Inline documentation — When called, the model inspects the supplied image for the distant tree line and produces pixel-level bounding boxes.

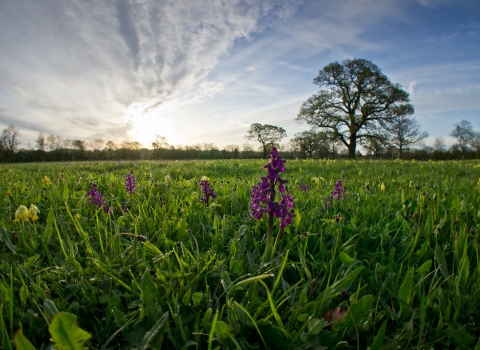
[1,118,479,163]
[1,59,479,163]
[0,127,281,162]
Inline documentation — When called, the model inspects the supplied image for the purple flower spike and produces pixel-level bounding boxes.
[332,178,345,200]
[249,147,295,228]
[298,184,310,192]
[324,174,346,209]
[200,179,217,205]
[103,205,113,214]
[86,184,106,208]
[86,184,112,214]
[125,171,136,195]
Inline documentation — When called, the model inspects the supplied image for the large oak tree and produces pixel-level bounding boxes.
[296,59,414,158]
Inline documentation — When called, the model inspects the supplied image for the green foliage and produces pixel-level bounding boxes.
[49,312,91,350]
[1,159,480,348]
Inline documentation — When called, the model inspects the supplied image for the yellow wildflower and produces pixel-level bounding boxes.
[29,204,40,221]
[43,176,52,187]
[164,175,172,183]
[75,213,81,219]
[380,183,386,191]
[312,177,325,185]
[200,175,209,181]
[14,205,30,222]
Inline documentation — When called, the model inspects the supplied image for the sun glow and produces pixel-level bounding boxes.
[125,102,184,148]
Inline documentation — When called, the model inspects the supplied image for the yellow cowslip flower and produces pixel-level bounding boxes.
[75,213,81,219]
[29,204,40,221]
[43,176,52,187]
[312,177,325,185]
[14,205,30,222]
[164,175,172,183]
[200,175,209,181]
[380,183,386,191]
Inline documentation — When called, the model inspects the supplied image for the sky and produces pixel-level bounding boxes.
[0,0,479,151]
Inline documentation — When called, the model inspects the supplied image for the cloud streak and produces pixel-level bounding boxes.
[0,0,300,143]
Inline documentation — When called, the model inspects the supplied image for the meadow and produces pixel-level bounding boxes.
[1,157,479,349]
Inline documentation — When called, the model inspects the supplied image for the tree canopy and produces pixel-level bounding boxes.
[1,124,21,161]
[383,115,428,159]
[450,119,475,154]
[296,58,414,158]
[245,123,287,159]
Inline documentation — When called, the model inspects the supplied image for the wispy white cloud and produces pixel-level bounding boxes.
[0,0,300,144]
[0,0,478,149]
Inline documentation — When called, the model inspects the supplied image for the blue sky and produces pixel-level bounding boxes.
[0,0,479,150]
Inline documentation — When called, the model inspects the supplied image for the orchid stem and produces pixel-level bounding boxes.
[263,212,274,262]
[272,227,283,257]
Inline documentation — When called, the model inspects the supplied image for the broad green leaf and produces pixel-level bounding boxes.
[177,218,188,238]
[44,299,59,318]
[202,308,212,332]
[458,250,470,287]
[399,268,414,306]
[19,284,28,305]
[215,321,231,342]
[307,318,323,335]
[370,320,387,350]
[416,260,432,277]
[182,287,192,306]
[192,292,203,308]
[141,270,157,319]
[0,226,16,253]
[435,244,449,278]
[139,312,169,350]
[49,312,91,350]
[329,266,364,295]
[13,329,36,350]
[181,341,198,350]
[231,260,243,274]
[111,307,126,327]
[446,329,475,349]
[297,313,310,323]
[23,254,39,267]
[297,246,311,280]
[43,208,55,245]
[342,294,374,327]
[339,251,355,266]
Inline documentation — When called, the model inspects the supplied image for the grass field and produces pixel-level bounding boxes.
[1,158,480,349]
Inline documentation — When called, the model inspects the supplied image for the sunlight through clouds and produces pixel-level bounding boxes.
[0,0,478,148]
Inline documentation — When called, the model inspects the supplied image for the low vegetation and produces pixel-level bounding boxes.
[1,157,479,349]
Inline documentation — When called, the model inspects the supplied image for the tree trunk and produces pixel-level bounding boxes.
[348,135,357,159]
[262,144,268,159]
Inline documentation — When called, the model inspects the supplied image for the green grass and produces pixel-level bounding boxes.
[1,159,480,349]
